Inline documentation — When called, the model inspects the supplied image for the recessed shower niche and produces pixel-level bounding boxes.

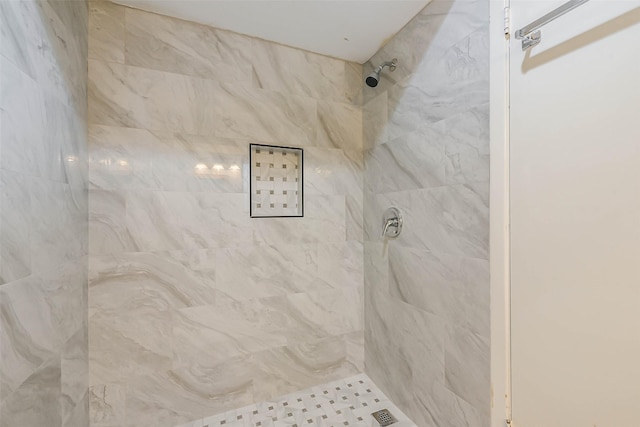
[250,144,304,217]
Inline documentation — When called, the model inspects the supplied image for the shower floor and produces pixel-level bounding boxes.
[177,373,417,427]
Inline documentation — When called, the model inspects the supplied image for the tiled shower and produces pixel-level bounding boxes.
[0,0,489,426]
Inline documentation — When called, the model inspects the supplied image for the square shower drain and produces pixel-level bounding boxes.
[371,409,397,426]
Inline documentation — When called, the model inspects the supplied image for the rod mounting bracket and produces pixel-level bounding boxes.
[520,30,541,51]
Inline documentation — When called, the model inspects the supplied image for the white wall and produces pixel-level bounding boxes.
[504,1,640,426]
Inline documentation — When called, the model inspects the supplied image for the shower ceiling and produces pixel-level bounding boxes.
[110,0,429,63]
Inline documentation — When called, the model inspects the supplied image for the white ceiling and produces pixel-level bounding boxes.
[111,0,428,64]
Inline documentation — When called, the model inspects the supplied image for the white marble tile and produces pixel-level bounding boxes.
[90,125,249,193]
[0,56,48,176]
[89,306,173,387]
[0,260,85,400]
[362,0,490,424]
[125,7,253,83]
[345,195,364,243]
[388,246,489,337]
[0,170,31,284]
[252,195,346,246]
[61,327,89,426]
[444,324,490,420]
[408,380,484,427]
[317,242,363,290]
[124,191,252,252]
[150,132,248,193]
[0,356,62,427]
[216,243,324,301]
[89,189,138,255]
[305,148,362,197]
[1,0,88,425]
[125,364,255,427]
[29,177,87,274]
[0,0,43,79]
[364,128,447,194]
[250,39,351,105]
[89,383,125,426]
[316,100,362,156]
[89,250,217,317]
[212,83,317,146]
[88,1,125,63]
[88,60,219,135]
[362,92,388,150]
[390,30,490,140]
[443,104,489,185]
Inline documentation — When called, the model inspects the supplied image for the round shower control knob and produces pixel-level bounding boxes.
[381,207,403,238]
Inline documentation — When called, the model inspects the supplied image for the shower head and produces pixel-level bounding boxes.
[365,58,398,88]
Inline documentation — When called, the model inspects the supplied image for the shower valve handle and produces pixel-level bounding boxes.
[381,207,403,238]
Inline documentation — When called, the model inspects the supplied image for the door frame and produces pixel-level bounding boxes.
[489,0,512,426]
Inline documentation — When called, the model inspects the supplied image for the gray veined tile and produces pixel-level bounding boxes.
[125,7,253,83]
[124,191,252,252]
[89,306,173,386]
[443,104,489,185]
[317,242,364,290]
[89,383,125,426]
[216,243,324,301]
[316,100,363,155]
[363,91,388,150]
[0,276,59,400]
[388,246,489,337]
[305,148,363,197]
[0,170,32,284]
[252,195,346,246]
[409,380,485,427]
[88,1,125,63]
[0,0,43,79]
[364,127,447,194]
[212,82,317,146]
[0,260,85,400]
[124,362,255,427]
[345,195,364,243]
[0,57,48,176]
[249,38,350,104]
[444,325,490,421]
[363,242,388,296]
[88,249,217,318]
[88,124,157,191]
[62,327,89,426]
[364,289,446,415]
[29,177,87,274]
[88,59,219,135]
[148,132,249,193]
[0,356,62,427]
[89,125,249,193]
[249,345,361,403]
[344,61,364,106]
[171,300,289,367]
[89,189,138,256]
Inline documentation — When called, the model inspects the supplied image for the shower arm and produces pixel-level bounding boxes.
[376,59,398,73]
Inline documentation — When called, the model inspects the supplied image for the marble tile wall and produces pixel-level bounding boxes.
[362,0,490,426]
[0,0,89,426]
[87,3,364,426]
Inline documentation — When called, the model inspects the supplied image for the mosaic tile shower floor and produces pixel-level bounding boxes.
[177,374,417,427]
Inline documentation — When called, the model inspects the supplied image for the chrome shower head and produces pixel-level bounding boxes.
[365,58,398,88]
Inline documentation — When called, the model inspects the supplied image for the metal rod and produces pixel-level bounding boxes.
[515,0,591,39]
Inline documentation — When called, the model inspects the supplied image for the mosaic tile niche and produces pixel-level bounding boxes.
[250,144,303,217]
